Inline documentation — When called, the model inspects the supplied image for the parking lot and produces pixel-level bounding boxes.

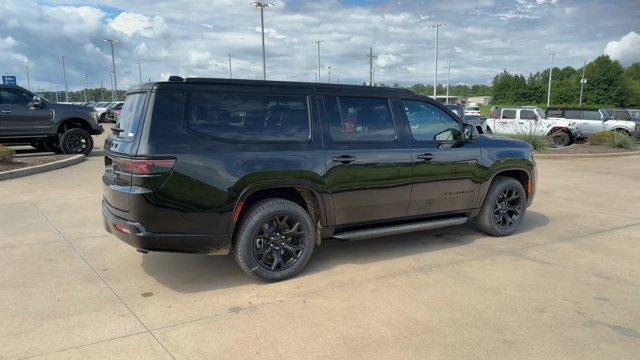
[1,129,639,359]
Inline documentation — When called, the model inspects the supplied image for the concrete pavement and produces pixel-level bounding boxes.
[1,133,639,359]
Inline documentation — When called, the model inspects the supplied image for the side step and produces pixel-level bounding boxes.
[332,216,468,241]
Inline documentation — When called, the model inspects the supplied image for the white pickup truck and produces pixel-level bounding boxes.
[486,107,582,147]
[547,108,639,138]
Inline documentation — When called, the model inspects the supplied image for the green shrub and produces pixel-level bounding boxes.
[588,131,636,149]
[0,145,15,164]
[510,133,549,151]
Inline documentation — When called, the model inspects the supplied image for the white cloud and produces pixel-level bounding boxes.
[109,12,167,38]
[604,31,640,65]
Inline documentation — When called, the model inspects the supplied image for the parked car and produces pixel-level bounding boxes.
[105,102,124,123]
[0,84,103,154]
[95,102,114,123]
[486,107,582,147]
[546,107,639,138]
[102,77,537,281]
[444,104,465,119]
[464,103,481,117]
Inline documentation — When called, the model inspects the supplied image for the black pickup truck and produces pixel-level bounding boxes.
[0,85,103,155]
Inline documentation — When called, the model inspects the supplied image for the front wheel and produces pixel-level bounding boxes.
[59,128,93,155]
[476,176,526,236]
[233,199,315,281]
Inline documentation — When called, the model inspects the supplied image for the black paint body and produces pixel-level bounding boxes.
[102,79,536,255]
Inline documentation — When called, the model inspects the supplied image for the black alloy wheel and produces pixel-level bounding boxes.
[252,215,305,271]
[60,128,94,155]
[476,176,527,236]
[493,187,523,230]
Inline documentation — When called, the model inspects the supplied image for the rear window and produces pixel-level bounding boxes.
[188,93,310,142]
[115,93,147,139]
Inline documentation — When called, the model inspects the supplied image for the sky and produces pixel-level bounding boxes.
[0,0,639,93]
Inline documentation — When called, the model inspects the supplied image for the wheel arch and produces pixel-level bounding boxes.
[227,181,327,242]
[477,166,533,209]
[56,117,93,135]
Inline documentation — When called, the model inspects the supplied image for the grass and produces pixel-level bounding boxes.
[508,133,549,151]
[0,145,15,164]
[588,131,636,149]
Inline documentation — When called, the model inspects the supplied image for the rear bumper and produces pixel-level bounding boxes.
[102,200,231,255]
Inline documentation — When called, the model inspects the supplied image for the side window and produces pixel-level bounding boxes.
[188,93,310,142]
[403,100,461,142]
[547,109,563,117]
[0,90,32,107]
[564,110,581,119]
[501,110,516,119]
[149,92,184,142]
[580,110,602,120]
[326,96,396,142]
[520,110,537,120]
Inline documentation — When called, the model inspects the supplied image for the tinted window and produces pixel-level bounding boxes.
[501,110,516,119]
[564,110,581,119]
[580,110,602,120]
[149,92,184,142]
[189,93,310,142]
[326,96,395,142]
[547,109,563,117]
[403,100,461,141]
[520,110,537,120]
[0,89,32,107]
[116,92,147,139]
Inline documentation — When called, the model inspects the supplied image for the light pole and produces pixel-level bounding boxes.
[431,23,445,99]
[579,60,587,107]
[137,62,143,84]
[108,71,115,102]
[100,81,104,102]
[367,47,377,86]
[328,66,332,83]
[61,56,69,102]
[446,59,452,104]
[25,64,31,91]
[313,40,324,83]
[546,51,557,108]
[105,39,119,100]
[251,2,275,80]
[227,53,233,79]
[82,73,87,102]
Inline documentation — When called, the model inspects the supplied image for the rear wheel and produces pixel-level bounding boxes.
[30,140,47,152]
[233,199,315,281]
[59,128,93,155]
[476,176,526,236]
[548,131,570,147]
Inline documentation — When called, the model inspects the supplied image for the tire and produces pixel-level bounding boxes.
[233,198,316,281]
[99,113,106,123]
[476,176,527,236]
[614,129,632,137]
[59,128,93,155]
[43,139,63,154]
[30,140,47,152]
[548,131,570,147]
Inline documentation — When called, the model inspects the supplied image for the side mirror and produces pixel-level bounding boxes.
[462,123,478,141]
[29,96,42,109]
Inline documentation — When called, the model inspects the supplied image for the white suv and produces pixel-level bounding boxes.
[486,107,582,147]
[547,108,638,138]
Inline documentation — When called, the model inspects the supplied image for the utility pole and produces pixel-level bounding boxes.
[446,59,452,104]
[579,60,587,107]
[431,23,445,99]
[328,66,332,83]
[82,73,87,102]
[313,40,324,83]
[105,39,119,100]
[100,81,104,101]
[227,53,233,79]
[61,56,69,102]
[547,51,557,108]
[48,77,56,103]
[251,2,275,80]
[25,64,31,91]
[367,47,377,86]
[137,62,143,84]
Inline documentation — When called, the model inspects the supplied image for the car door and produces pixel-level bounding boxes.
[321,95,412,225]
[578,110,606,134]
[0,89,52,135]
[400,99,482,216]
[518,109,539,134]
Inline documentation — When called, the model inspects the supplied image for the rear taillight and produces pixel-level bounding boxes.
[112,158,176,175]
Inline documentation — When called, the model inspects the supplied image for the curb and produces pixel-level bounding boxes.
[535,150,640,159]
[0,154,85,181]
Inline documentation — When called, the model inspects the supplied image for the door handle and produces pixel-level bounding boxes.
[416,153,434,161]
[332,155,356,164]
[1,110,11,114]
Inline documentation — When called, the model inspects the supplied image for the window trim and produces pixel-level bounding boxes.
[402,99,463,144]
[109,91,150,143]
[326,95,399,144]
[186,91,313,144]
[0,88,33,107]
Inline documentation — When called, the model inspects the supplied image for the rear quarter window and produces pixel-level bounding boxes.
[188,93,310,142]
[115,92,148,140]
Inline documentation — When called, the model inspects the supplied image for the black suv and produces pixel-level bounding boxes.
[102,77,536,281]
[0,85,103,155]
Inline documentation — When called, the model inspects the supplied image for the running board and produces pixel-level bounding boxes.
[332,216,468,241]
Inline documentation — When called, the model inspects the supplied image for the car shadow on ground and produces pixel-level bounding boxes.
[139,210,549,293]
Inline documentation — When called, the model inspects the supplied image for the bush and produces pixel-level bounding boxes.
[588,131,636,149]
[0,145,16,164]
[510,133,549,151]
